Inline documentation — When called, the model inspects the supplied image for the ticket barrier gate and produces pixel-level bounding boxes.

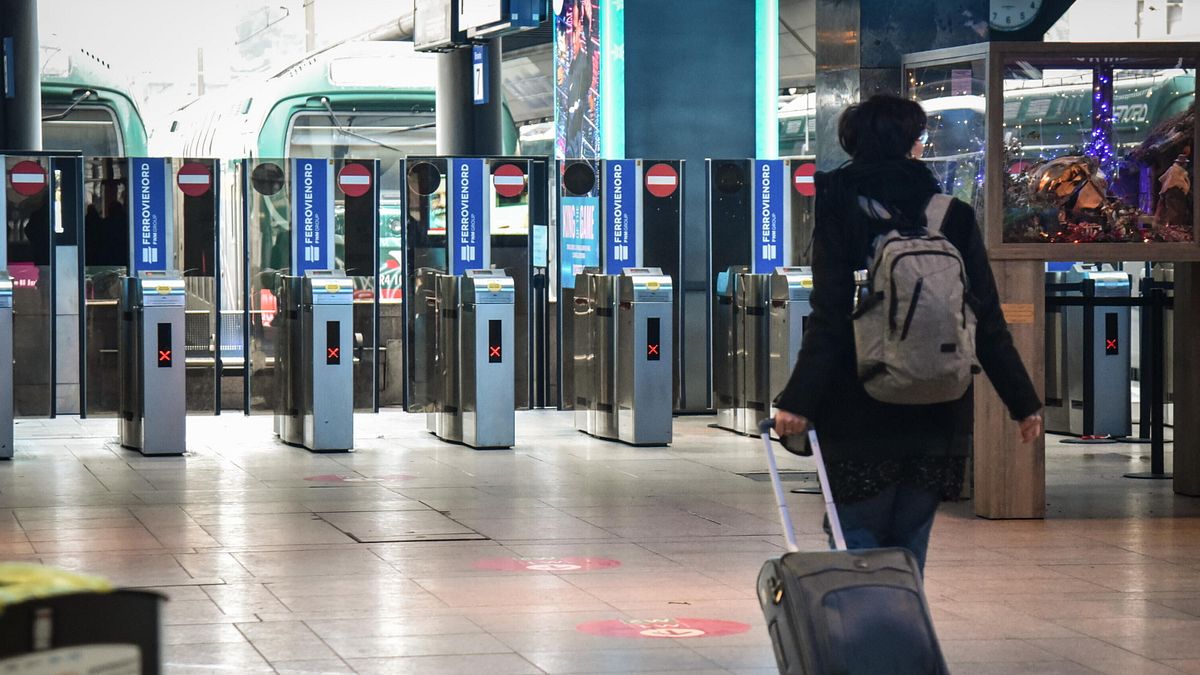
[274,271,355,452]
[0,273,12,459]
[715,267,813,435]
[118,272,187,455]
[574,268,674,445]
[1044,264,1132,437]
[428,270,515,449]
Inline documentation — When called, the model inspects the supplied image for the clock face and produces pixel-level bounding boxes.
[991,0,1043,31]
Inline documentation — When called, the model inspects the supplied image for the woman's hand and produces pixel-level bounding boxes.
[775,410,810,437]
[1019,413,1043,444]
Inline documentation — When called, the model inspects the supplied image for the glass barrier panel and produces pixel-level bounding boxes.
[82,157,129,415]
[6,155,56,416]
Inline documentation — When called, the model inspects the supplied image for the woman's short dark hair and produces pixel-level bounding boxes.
[837,95,927,161]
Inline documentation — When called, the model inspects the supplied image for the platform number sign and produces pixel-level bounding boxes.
[472,44,489,105]
[753,159,785,274]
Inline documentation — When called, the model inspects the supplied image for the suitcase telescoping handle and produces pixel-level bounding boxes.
[758,419,848,552]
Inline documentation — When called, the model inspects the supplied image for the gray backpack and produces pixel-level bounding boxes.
[852,194,978,405]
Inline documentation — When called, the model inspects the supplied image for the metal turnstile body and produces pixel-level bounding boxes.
[429,270,515,449]
[615,269,673,445]
[1047,264,1132,437]
[716,267,811,435]
[0,273,12,459]
[767,267,813,419]
[118,272,186,455]
[573,269,619,440]
[275,271,354,452]
[725,271,772,435]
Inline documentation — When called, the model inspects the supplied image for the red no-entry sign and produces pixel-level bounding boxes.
[9,160,46,197]
[645,163,679,198]
[492,163,526,198]
[176,162,213,197]
[337,163,372,198]
[793,162,817,197]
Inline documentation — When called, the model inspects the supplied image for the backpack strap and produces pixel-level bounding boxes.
[923,194,953,236]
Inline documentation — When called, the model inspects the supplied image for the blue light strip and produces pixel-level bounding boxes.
[600,0,626,159]
[755,0,779,158]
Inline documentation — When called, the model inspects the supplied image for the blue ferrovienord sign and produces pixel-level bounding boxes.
[129,157,170,272]
[753,159,784,274]
[291,158,334,275]
[604,159,637,273]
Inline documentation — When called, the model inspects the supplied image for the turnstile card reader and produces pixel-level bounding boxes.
[118,271,186,455]
[0,272,12,459]
[616,268,673,445]
[275,271,354,452]
[429,269,516,449]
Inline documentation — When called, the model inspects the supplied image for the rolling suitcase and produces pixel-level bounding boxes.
[755,419,950,675]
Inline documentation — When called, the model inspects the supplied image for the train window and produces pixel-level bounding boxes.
[286,110,436,189]
[42,106,123,156]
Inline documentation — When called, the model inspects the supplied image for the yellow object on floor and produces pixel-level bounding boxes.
[0,563,111,609]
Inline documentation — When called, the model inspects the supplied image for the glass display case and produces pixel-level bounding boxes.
[905,42,1200,260]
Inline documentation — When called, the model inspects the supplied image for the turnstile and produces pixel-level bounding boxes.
[0,272,12,459]
[274,270,355,452]
[118,271,187,455]
[1044,263,1132,437]
[429,269,515,449]
[574,268,673,445]
[716,267,813,435]
[767,267,814,419]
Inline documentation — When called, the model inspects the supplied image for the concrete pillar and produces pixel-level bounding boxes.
[814,0,988,169]
[0,0,42,151]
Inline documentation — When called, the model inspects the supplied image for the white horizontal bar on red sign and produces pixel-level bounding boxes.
[339,175,370,185]
[177,175,211,184]
[646,176,677,185]
[10,173,44,184]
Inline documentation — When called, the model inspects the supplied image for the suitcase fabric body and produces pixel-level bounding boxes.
[755,422,950,675]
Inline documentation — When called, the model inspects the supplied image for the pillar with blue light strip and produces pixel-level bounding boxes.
[552,0,777,411]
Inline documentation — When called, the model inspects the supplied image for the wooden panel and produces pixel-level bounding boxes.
[974,259,1046,519]
[1175,263,1200,496]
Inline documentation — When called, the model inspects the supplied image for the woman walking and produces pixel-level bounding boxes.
[773,94,1043,572]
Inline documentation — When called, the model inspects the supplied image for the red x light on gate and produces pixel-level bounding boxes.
[326,321,342,364]
[489,345,501,358]
[647,344,659,357]
[156,323,173,368]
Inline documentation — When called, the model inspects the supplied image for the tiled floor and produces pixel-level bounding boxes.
[4,411,1200,674]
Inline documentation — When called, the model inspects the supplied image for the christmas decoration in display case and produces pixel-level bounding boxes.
[904,42,1200,261]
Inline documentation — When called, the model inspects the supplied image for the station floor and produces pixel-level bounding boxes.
[3,411,1200,674]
